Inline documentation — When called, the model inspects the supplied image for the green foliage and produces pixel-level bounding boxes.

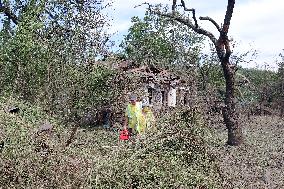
[275,52,284,115]
[0,1,47,95]
[237,67,278,104]
[91,108,222,188]
[198,61,225,91]
[120,8,204,71]
[0,97,222,188]
[198,48,280,109]
[239,67,277,90]
[0,97,92,188]
[0,0,119,123]
[121,15,174,65]
[197,50,226,103]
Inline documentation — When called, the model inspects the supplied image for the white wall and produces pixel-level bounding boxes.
[168,88,176,107]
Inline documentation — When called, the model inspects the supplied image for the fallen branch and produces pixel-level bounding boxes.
[66,126,78,147]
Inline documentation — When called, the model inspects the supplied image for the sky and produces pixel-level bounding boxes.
[107,0,284,70]
[1,0,282,69]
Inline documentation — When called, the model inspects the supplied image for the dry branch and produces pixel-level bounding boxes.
[180,0,198,28]
[152,10,217,47]
[199,16,221,32]
[66,126,78,147]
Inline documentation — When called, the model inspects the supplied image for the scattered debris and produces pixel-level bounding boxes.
[37,121,53,135]
[7,106,20,114]
[66,126,78,147]
[0,141,4,153]
[35,141,52,157]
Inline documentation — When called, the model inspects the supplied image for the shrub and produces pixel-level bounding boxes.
[0,97,222,188]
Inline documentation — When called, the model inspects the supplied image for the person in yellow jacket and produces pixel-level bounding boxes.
[137,102,156,134]
[124,94,142,135]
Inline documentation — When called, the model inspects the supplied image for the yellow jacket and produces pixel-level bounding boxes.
[125,102,142,129]
[137,108,155,134]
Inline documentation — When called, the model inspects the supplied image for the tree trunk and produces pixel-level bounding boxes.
[153,0,243,145]
[281,99,284,118]
[221,59,243,145]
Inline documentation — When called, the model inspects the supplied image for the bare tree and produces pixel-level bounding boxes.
[147,0,243,145]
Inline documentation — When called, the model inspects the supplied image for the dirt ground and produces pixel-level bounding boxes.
[213,116,284,188]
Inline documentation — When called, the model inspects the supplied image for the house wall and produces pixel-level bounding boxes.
[168,88,176,107]
[137,80,187,110]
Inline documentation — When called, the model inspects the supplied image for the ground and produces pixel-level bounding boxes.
[1,97,284,188]
[213,116,284,188]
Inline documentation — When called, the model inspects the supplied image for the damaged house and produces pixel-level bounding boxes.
[92,60,194,127]
[117,61,193,111]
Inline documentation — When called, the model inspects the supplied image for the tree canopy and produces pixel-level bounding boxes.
[120,8,204,71]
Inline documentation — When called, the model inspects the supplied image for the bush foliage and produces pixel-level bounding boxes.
[0,97,222,188]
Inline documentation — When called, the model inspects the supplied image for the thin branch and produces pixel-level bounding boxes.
[189,8,198,28]
[65,126,78,147]
[172,0,177,12]
[0,1,18,24]
[134,2,151,9]
[153,10,217,46]
[199,16,221,32]
[180,0,198,28]
[180,0,187,10]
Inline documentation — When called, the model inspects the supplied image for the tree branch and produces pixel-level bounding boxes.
[221,0,235,60]
[180,0,198,28]
[199,16,221,32]
[172,0,177,12]
[0,1,18,24]
[149,0,234,61]
[154,10,217,46]
[134,2,152,10]
[222,0,235,37]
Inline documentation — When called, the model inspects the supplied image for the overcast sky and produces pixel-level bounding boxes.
[108,0,284,70]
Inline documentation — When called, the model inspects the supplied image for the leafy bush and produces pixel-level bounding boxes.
[0,97,222,188]
[91,109,222,188]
